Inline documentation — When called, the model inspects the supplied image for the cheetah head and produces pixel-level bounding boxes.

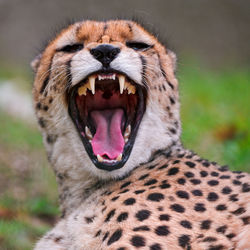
[32,20,180,180]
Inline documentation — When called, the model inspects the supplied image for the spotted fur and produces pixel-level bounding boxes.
[32,20,250,249]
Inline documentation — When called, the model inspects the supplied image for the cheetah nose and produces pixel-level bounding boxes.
[90,44,120,68]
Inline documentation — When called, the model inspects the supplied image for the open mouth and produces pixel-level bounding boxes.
[68,71,146,171]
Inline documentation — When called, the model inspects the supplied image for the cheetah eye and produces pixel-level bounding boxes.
[126,41,152,51]
[57,44,83,53]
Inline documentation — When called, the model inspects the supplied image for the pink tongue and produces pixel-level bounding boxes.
[91,109,125,160]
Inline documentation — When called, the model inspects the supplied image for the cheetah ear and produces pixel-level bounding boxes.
[31,53,42,72]
[168,50,177,73]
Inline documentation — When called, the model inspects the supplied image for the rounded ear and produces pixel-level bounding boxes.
[31,53,42,72]
[168,50,177,73]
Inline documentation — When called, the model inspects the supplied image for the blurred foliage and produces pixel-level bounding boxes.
[0,61,249,249]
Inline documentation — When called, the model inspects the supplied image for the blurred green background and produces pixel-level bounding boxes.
[0,0,249,249]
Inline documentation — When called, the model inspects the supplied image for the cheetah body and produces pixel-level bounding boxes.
[32,20,250,250]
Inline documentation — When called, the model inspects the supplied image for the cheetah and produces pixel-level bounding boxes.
[32,20,250,250]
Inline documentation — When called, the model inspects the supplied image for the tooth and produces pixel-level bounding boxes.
[89,76,95,94]
[78,85,87,96]
[127,85,136,94]
[116,153,122,161]
[119,75,125,94]
[98,75,102,81]
[97,154,103,162]
[85,126,93,140]
[112,74,116,80]
[124,125,131,139]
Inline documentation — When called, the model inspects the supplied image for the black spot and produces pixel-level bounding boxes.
[43,105,49,111]
[107,229,122,245]
[177,178,186,185]
[139,174,149,180]
[150,243,162,250]
[105,209,116,222]
[169,96,175,105]
[185,172,194,178]
[219,175,230,179]
[46,134,57,144]
[229,194,238,202]
[200,171,208,177]
[170,204,185,213]
[203,237,217,242]
[160,183,171,189]
[117,248,125,250]
[158,164,168,170]
[147,193,164,202]
[133,225,150,231]
[202,161,210,167]
[194,203,206,212]
[85,216,95,223]
[123,198,136,205]
[207,192,219,201]
[173,160,180,164]
[167,167,179,175]
[207,180,219,186]
[102,232,109,241]
[208,244,224,250]
[242,216,250,225]
[192,190,203,196]
[200,220,212,229]
[242,183,250,192]
[233,180,241,185]
[134,190,145,194]
[159,214,170,221]
[216,204,227,211]
[147,164,157,170]
[135,210,151,221]
[216,225,227,234]
[95,230,101,237]
[231,207,246,215]
[176,191,189,199]
[221,186,232,194]
[185,161,196,168]
[38,117,46,128]
[218,166,229,172]
[144,179,157,186]
[111,196,119,201]
[178,234,190,248]
[120,181,131,189]
[190,179,201,185]
[117,212,128,222]
[226,233,235,239]
[36,102,41,109]
[211,171,219,177]
[130,235,146,247]
[119,189,129,194]
[180,220,192,229]
[155,225,169,236]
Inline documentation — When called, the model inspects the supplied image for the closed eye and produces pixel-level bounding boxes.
[126,41,152,51]
[57,44,83,53]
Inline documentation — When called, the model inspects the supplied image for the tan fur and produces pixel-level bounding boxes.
[32,20,250,249]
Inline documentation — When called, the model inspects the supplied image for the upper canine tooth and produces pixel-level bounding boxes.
[112,74,116,80]
[98,75,102,81]
[119,75,125,94]
[89,76,95,94]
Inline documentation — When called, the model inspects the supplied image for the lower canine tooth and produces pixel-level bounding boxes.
[97,154,103,162]
[89,76,95,94]
[85,126,93,140]
[119,75,125,94]
[116,154,122,161]
[78,85,87,96]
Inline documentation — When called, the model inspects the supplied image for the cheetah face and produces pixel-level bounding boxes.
[32,20,180,178]
[68,70,146,171]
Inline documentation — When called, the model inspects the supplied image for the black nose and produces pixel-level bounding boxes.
[90,44,120,68]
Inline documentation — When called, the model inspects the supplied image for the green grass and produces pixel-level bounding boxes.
[0,63,249,249]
